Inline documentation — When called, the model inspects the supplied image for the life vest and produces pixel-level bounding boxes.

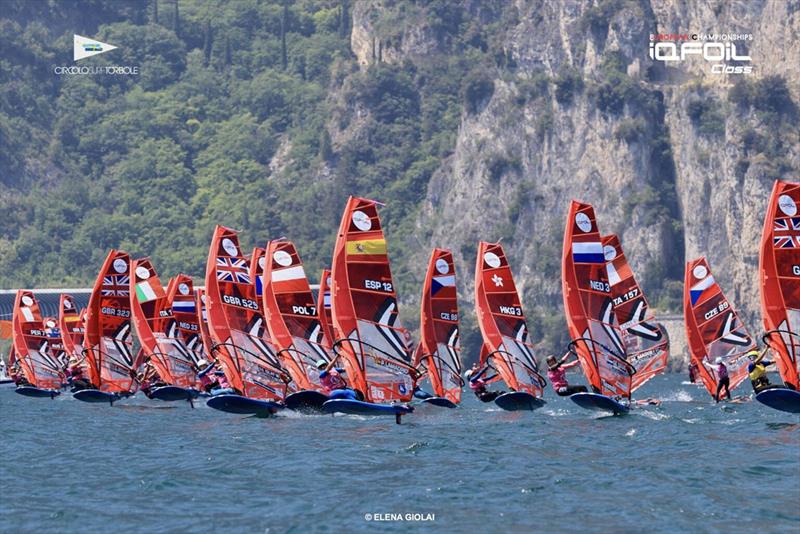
[749,364,768,384]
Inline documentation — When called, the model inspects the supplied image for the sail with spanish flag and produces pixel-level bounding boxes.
[83,250,136,394]
[417,248,462,405]
[330,196,416,403]
[317,269,336,348]
[262,239,330,391]
[474,242,545,401]
[204,225,289,401]
[684,257,753,398]
[601,234,668,390]
[129,258,197,389]
[12,290,64,393]
[760,179,800,389]
[58,294,85,365]
[562,202,635,399]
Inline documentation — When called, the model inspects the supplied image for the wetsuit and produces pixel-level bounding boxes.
[750,361,781,394]
[714,363,731,402]
[547,365,587,396]
[469,367,503,402]
[320,367,357,400]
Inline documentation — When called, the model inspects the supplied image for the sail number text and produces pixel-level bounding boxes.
[612,288,639,306]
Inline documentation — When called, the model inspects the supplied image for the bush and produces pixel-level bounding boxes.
[462,68,495,114]
[554,66,584,105]
[686,96,725,138]
[487,153,521,183]
[613,117,646,143]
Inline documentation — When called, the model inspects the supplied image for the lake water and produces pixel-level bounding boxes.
[1,374,798,533]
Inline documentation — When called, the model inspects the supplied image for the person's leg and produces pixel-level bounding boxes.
[723,378,731,400]
[715,381,723,402]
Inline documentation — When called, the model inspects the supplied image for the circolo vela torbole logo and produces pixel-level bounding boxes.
[73,34,117,61]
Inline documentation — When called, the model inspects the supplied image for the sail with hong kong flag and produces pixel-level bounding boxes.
[474,241,546,410]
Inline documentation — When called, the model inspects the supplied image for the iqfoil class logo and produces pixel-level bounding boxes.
[73,34,117,61]
[648,32,754,74]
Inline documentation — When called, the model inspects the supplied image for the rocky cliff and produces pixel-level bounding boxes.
[340,0,800,369]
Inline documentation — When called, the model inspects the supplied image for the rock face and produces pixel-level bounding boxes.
[343,0,799,370]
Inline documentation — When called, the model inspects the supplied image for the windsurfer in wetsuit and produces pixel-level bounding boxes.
[703,357,731,402]
[465,362,504,402]
[196,359,220,393]
[546,354,588,396]
[316,359,360,400]
[67,357,92,391]
[747,348,783,394]
[137,361,166,399]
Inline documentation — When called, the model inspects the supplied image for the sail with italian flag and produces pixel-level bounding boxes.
[129,258,197,388]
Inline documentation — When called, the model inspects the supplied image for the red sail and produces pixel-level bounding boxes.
[130,258,196,387]
[418,248,462,403]
[317,269,336,348]
[684,257,754,398]
[12,290,63,390]
[760,180,800,388]
[58,294,85,365]
[196,288,214,362]
[562,202,635,398]
[330,197,415,403]
[263,239,331,391]
[474,242,544,397]
[203,225,288,400]
[601,234,668,390]
[83,250,135,393]
[166,274,205,364]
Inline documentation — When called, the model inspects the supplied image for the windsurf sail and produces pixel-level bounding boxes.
[601,234,668,389]
[562,202,635,398]
[262,239,330,391]
[166,274,205,364]
[684,257,753,398]
[474,242,545,397]
[418,248,462,404]
[58,294,85,364]
[43,316,67,368]
[204,225,288,400]
[760,179,800,389]
[12,290,63,390]
[130,258,197,388]
[330,196,416,403]
[196,288,214,362]
[83,250,135,393]
[317,269,336,347]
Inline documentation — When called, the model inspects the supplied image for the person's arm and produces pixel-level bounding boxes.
[754,346,770,364]
[197,362,216,377]
[701,360,714,369]
[471,365,489,382]
[324,356,340,373]
[563,359,580,370]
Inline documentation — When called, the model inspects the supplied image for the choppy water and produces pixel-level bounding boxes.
[1,374,798,533]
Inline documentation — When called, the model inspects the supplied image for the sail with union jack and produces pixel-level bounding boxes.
[216,257,251,284]
[102,275,130,296]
